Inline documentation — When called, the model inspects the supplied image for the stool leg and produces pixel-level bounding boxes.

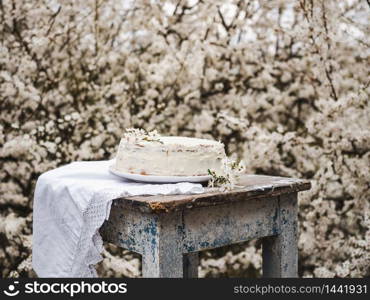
[262,193,298,277]
[142,213,184,278]
[183,252,198,278]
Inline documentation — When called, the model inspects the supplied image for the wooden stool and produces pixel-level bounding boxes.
[100,175,311,278]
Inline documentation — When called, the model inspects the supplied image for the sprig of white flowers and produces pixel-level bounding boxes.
[208,157,246,191]
[123,128,163,143]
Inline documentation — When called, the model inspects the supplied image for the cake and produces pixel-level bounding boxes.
[114,130,226,176]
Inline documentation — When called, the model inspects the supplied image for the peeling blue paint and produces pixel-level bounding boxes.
[199,241,210,248]
[273,208,278,223]
[184,244,195,252]
[118,234,137,251]
[144,220,157,236]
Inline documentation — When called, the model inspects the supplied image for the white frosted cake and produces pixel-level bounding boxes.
[114,130,226,176]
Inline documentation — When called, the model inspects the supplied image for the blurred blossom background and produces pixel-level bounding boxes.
[0,0,369,278]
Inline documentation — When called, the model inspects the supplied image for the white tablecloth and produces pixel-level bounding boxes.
[32,160,204,277]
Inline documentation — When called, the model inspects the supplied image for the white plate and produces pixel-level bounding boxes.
[109,165,211,183]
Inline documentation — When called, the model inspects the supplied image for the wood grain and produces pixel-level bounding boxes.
[111,174,311,213]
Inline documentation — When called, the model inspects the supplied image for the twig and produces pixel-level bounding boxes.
[46,5,61,36]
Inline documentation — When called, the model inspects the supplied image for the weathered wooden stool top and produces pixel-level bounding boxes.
[110,174,311,213]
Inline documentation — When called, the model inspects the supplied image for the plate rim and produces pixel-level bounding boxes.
[108,165,211,182]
